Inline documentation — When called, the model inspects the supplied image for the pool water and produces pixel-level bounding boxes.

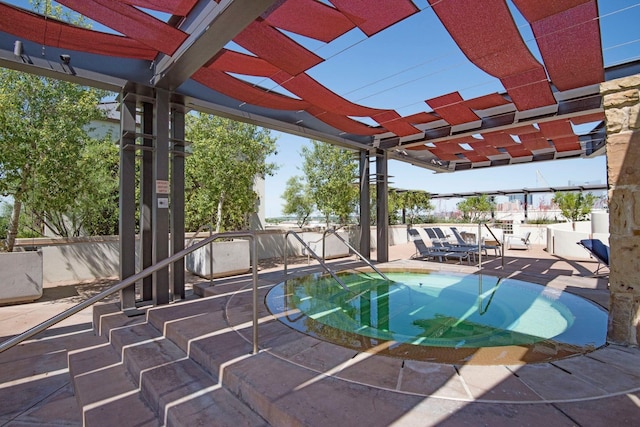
[265,271,607,364]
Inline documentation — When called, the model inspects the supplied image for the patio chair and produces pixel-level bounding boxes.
[449,227,499,256]
[431,241,474,264]
[424,227,452,245]
[506,232,531,250]
[577,239,610,276]
[408,229,469,264]
[432,227,450,242]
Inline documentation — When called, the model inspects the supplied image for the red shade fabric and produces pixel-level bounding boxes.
[519,133,553,151]
[57,0,187,55]
[0,0,604,155]
[0,3,157,59]
[306,106,384,136]
[481,131,518,148]
[515,0,603,91]
[538,119,582,152]
[551,136,581,152]
[426,92,481,125]
[118,0,198,16]
[371,111,421,137]
[264,0,355,43]
[570,112,605,125]
[469,142,504,157]
[463,153,490,163]
[502,145,533,158]
[428,0,556,110]
[512,0,591,22]
[464,93,512,110]
[500,68,556,111]
[192,68,309,111]
[404,112,441,125]
[233,20,323,76]
[272,72,385,117]
[207,50,281,78]
[330,0,419,36]
[427,148,462,161]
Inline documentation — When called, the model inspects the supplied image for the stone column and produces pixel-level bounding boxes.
[601,74,640,345]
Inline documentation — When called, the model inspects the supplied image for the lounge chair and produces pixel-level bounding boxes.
[432,227,450,242]
[408,229,470,264]
[423,227,446,243]
[449,227,500,256]
[577,239,610,276]
[431,241,474,263]
[506,232,531,250]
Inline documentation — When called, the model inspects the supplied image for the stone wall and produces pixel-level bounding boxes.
[601,74,640,345]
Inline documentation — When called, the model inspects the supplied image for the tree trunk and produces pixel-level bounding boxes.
[215,192,225,234]
[6,198,22,252]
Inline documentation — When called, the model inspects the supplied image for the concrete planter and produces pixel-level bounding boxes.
[0,251,43,304]
[301,231,351,260]
[186,240,250,279]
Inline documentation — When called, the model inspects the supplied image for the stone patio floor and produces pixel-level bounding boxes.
[1,242,639,426]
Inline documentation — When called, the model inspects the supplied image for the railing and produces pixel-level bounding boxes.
[322,228,390,282]
[283,231,349,291]
[0,231,259,354]
[477,222,506,270]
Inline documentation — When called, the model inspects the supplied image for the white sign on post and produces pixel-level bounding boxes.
[158,197,169,208]
[156,180,170,194]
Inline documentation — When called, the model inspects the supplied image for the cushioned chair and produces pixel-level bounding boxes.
[577,239,610,276]
[506,231,531,250]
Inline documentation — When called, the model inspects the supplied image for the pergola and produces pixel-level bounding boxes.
[0,1,636,316]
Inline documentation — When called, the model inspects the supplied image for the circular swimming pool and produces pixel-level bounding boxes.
[265,270,608,364]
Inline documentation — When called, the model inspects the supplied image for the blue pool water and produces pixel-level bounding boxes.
[265,271,607,363]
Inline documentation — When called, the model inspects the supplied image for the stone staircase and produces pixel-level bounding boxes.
[68,260,405,426]
[68,292,271,426]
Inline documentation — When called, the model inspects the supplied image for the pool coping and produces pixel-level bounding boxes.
[224,260,640,405]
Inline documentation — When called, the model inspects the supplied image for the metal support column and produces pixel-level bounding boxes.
[359,150,371,258]
[152,89,170,305]
[140,102,154,302]
[376,149,389,262]
[171,106,186,300]
[119,94,137,312]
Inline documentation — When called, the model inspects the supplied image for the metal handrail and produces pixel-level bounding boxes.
[482,222,506,269]
[322,228,390,282]
[0,231,259,354]
[283,230,349,291]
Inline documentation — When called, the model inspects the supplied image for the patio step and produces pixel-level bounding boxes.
[143,292,433,427]
[68,342,159,426]
[71,263,418,427]
[68,302,267,426]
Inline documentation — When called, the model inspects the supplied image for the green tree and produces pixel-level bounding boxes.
[0,202,9,247]
[74,138,120,236]
[184,113,278,232]
[456,195,495,223]
[301,141,358,226]
[552,192,596,224]
[282,176,314,227]
[0,69,110,249]
[389,189,433,225]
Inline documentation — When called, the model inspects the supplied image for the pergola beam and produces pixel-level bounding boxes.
[152,0,279,90]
